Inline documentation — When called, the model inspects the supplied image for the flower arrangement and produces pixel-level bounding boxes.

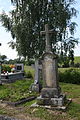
[1,64,16,73]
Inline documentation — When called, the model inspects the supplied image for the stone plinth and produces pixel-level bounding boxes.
[37,94,66,107]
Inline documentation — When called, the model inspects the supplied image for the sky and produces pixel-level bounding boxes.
[0,0,80,60]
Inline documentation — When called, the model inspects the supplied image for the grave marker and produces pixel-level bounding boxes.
[31,60,42,92]
[36,24,71,108]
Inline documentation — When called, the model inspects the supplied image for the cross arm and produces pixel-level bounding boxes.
[40,31,45,35]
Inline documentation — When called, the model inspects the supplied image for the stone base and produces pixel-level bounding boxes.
[31,98,72,111]
[41,87,61,98]
[37,94,67,106]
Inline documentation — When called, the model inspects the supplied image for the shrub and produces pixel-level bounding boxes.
[59,68,80,84]
[26,71,33,78]
[74,63,80,68]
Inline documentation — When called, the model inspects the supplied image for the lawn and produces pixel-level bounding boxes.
[0,66,80,120]
[0,79,37,102]
[0,82,80,120]
[74,56,80,64]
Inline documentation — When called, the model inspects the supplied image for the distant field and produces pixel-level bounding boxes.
[74,56,80,63]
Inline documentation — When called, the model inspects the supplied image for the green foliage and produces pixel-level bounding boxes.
[24,65,35,78]
[0,0,78,60]
[25,60,35,66]
[1,55,7,61]
[25,71,33,78]
[59,68,80,84]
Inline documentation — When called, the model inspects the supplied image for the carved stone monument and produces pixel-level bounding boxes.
[30,60,42,92]
[30,60,40,92]
[36,24,70,109]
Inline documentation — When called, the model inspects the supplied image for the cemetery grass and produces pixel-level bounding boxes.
[0,83,80,120]
[0,80,80,120]
[0,66,80,119]
[0,79,37,102]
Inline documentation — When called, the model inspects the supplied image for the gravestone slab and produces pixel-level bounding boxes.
[15,64,24,72]
[30,60,42,92]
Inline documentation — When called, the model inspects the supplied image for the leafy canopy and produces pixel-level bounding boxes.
[0,0,78,63]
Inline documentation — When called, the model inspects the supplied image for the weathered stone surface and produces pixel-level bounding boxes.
[42,52,59,88]
[41,87,61,98]
[51,94,66,106]
[37,94,66,107]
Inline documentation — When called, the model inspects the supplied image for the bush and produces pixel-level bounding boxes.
[26,71,33,78]
[74,63,80,68]
[25,60,35,66]
[59,68,80,84]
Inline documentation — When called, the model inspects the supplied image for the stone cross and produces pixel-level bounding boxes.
[30,60,42,92]
[40,24,54,52]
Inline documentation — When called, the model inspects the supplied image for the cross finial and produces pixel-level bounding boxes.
[40,24,54,52]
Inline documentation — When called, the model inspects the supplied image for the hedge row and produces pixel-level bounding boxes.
[59,68,80,84]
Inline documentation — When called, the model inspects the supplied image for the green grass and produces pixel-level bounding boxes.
[0,66,80,119]
[24,65,35,78]
[74,56,80,64]
[0,79,37,102]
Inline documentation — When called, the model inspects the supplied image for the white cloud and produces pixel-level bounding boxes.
[74,43,80,56]
[0,44,18,60]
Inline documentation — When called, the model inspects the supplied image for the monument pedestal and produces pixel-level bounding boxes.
[37,94,66,107]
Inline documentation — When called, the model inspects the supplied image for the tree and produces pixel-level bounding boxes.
[1,55,7,61]
[0,0,78,62]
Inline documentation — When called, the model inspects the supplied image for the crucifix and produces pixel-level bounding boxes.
[40,24,55,52]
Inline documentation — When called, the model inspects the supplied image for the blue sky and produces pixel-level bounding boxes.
[0,0,80,59]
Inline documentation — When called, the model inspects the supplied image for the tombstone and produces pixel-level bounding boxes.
[15,63,24,72]
[36,24,70,108]
[30,60,42,92]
